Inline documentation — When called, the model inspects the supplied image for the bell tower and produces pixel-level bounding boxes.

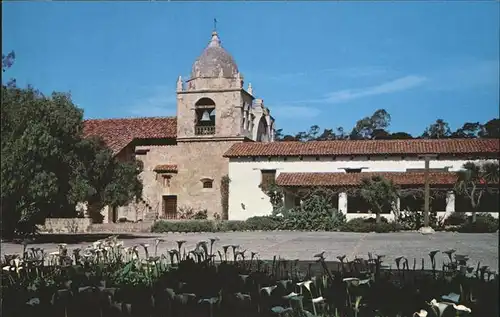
[176,31,254,141]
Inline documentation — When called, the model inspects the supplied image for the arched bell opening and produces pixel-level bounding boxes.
[194,97,216,135]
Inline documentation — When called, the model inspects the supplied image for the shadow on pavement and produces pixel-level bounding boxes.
[7,233,157,244]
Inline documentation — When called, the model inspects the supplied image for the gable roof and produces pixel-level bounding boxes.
[275,172,459,187]
[83,117,177,154]
[224,139,499,158]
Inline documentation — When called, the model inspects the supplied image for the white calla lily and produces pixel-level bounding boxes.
[413,309,428,317]
[452,304,471,313]
[312,296,325,303]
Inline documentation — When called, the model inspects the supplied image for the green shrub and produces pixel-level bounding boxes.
[151,220,214,233]
[443,212,468,226]
[339,217,402,233]
[244,216,280,231]
[278,188,346,231]
[398,210,439,230]
[221,220,247,231]
[458,213,499,233]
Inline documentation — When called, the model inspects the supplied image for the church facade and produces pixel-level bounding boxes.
[84,31,275,223]
[83,31,499,223]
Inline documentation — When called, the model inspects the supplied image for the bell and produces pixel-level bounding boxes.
[201,110,211,121]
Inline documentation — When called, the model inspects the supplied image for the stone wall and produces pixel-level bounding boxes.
[125,139,241,220]
[39,218,93,233]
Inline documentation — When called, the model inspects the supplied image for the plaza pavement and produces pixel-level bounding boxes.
[1,231,498,272]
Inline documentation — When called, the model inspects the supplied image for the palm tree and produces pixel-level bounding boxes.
[454,162,499,223]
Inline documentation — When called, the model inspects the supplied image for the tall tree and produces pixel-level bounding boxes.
[454,161,499,223]
[350,109,391,140]
[452,122,484,138]
[359,175,399,223]
[421,119,452,139]
[2,51,15,72]
[479,118,500,138]
[1,83,143,237]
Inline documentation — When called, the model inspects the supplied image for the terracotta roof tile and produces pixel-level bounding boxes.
[276,172,459,187]
[224,139,499,157]
[153,164,178,173]
[83,117,177,154]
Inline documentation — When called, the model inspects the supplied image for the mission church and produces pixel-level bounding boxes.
[83,30,499,223]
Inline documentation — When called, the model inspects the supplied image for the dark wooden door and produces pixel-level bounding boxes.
[163,195,177,219]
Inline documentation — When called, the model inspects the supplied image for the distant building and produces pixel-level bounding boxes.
[84,30,499,223]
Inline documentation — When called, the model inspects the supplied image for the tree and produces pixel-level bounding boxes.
[70,137,143,222]
[454,161,499,223]
[1,83,143,237]
[390,132,413,139]
[2,51,15,72]
[359,176,399,223]
[421,119,451,139]
[350,109,391,140]
[479,118,500,138]
[452,122,484,138]
[295,125,320,142]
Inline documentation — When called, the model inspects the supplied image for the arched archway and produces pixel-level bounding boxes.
[256,116,269,142]
[195,97,216,135]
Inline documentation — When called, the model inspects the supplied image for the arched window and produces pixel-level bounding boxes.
[195,98,216,135]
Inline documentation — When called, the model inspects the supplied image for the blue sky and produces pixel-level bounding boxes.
[3,1,499,136]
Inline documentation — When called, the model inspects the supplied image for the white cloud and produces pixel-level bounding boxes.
[324,75,428,103]
[271,105,321,119]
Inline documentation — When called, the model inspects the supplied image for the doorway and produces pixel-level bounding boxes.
[109,206,118,223]
[163,195,177,219]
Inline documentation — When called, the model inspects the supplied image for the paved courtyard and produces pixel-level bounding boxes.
[2,231,498,271]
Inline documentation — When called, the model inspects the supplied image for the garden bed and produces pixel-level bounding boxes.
[1,235,497,317]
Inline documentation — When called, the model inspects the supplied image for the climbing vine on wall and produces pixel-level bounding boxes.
[262,182,284,213]
[220,175,231,220]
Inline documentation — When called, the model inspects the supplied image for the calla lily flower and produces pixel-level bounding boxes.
[428,299,452,317]
[283,292,299,299]
[312,296,325,303]
[343,277,360,287]
[260,285,277,295]
[452,304,471,313]
[413,309,428,317]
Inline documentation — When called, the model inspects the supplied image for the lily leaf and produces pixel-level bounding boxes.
[441,293,460,304]
[271,306,293,314]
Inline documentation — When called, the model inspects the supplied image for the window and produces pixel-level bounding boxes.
[201,178,214,189]
[261,169,277,191]
[163,176,171,187]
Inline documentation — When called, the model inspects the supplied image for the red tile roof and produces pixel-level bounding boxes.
[83,117,177,154]
[223,139,499,157]
[153,164,178,173]
[276,172,459,187]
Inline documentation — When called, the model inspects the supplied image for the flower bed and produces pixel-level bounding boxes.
[1,236,498,317]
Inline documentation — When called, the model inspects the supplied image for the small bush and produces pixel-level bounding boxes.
[443,212,468,226]
[244,216,280,231]
[398,210,439,230]
[339,217,402,233]
[177,206,208,220]
[458,213,499,233]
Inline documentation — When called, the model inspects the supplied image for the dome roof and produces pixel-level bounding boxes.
[191,32,239,78]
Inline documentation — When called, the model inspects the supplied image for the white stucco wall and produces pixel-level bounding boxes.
[228,155,495,220]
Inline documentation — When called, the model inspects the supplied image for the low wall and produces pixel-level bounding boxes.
[39,218,93,233]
